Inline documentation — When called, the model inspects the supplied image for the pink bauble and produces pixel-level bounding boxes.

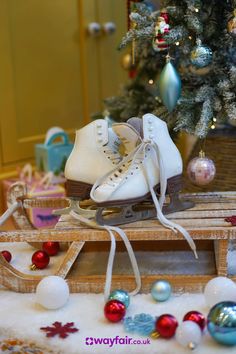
[187,155,216,186]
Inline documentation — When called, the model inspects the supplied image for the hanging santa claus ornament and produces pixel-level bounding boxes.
[152,10,170,52]
[228,9,236,37]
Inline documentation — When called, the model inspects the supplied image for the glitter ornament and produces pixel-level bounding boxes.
[151,280,172,302]
[228,10,236,37]
[108,289,130,308]
[187,150,216,186]
[1,250,12,263]
[204,276,236,308]
[176,321,202,350]
[183,311,206,331]
[155,314,178,338]
[190,39,212,68]
[124,313,155,335]
[42,241,60,256]
[31,250,50,270]
[104,300,126,323]
[36,276,70,310]
[207,301,236,346]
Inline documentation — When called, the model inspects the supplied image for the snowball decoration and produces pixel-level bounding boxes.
[204,277,236,308]
[176,321,202,350]
[36,276,69,310]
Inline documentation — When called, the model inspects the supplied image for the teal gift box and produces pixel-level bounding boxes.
[35,130,73,173]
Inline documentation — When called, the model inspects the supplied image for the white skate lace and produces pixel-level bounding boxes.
[103,146,121,165]
[92,140,198,259]
[69,210,141,300]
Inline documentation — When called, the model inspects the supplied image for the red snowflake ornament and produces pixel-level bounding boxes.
[40,322,79,339]
[225,215,236,226]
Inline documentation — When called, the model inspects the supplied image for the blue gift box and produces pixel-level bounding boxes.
[35,131,73,173]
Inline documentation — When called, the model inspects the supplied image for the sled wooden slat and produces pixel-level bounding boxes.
[0,191,235,293]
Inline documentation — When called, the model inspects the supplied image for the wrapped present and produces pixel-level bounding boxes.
[2,165,65,228]
[35,127,73,173]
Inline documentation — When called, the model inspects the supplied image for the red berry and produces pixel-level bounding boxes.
[156,314,178,338]
[104,300,126,323]
[42,241,60,256]
[31,250,50,269]
[1,250,12,263]
[183,310,206,331]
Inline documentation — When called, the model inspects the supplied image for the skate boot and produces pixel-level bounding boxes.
[55,119,141,217]
[91,113,197,257]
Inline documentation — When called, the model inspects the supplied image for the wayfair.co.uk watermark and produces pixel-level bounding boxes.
[85,335,150,347]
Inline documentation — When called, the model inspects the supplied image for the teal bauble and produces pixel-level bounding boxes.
[207,301,236,346]
[151,280,172,302]
[158,61,181,112]
[190,40,212,68]
[108,289,130,308]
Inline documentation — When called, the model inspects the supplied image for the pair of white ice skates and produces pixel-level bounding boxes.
[64,113,194,226]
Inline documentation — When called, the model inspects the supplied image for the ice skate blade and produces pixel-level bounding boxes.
[53,199,96,218]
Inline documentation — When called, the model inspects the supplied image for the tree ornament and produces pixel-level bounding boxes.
[31,250,50,270]
[176,321,202,350]
[187,150,216,186]
[124,313,155,335]
[36,275,70,310]
[1,250,12,263]
[158,55,182,112]
[207,301,236,346]
[151,280,172,302]
[40,322,78,338]
[104,300,126,323]
[183,311,206,331]
[228,10,236,37]
[108,289,130,308]
[155,314,178,338]
[121,53,133,70]
[152,12,170,52]
[190,39,213,68]
[42,241,60,256]
[204,277,236,308]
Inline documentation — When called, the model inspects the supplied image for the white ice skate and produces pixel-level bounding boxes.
[55,119,141,217]
[91,113,197,257]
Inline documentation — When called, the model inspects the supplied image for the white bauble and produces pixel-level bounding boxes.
[36,276,69,310]
[204,277,236,308]
[176,321,202,350]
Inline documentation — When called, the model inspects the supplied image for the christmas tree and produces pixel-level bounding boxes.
[105,0,236,138]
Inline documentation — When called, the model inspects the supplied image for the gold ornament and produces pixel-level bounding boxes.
[228,10,236,37]
[121,53,133,70]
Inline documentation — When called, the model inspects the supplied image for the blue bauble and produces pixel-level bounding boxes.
[109,289,130,308]
[151,280,172,302]
[158,62,182,112]
[207,301,236,346]
[190,42,212,68]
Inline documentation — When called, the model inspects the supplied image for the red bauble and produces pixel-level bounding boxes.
[183,311,206,331]
[1,250,12,263]
[42,241,60,256]
[104,300,126,323]
[155,314,178,338]
[31,250,50,270]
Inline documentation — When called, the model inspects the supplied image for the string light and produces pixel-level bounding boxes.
[189,36,192,40]
[211,124,215,129]
[148,79,154,85]
[195,8,199,12]
[213,117,217,122]
[175,41,180,46]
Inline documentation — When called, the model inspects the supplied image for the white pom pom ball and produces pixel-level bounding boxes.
[36,275,69,310]
[204,276,236,308]
[176,321,202,350]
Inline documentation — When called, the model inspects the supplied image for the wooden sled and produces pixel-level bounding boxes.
[0,183,236,293]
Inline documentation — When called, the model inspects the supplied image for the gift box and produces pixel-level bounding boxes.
[2,165,65,229]
[35,127,73,173]
[27,183,65,229]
